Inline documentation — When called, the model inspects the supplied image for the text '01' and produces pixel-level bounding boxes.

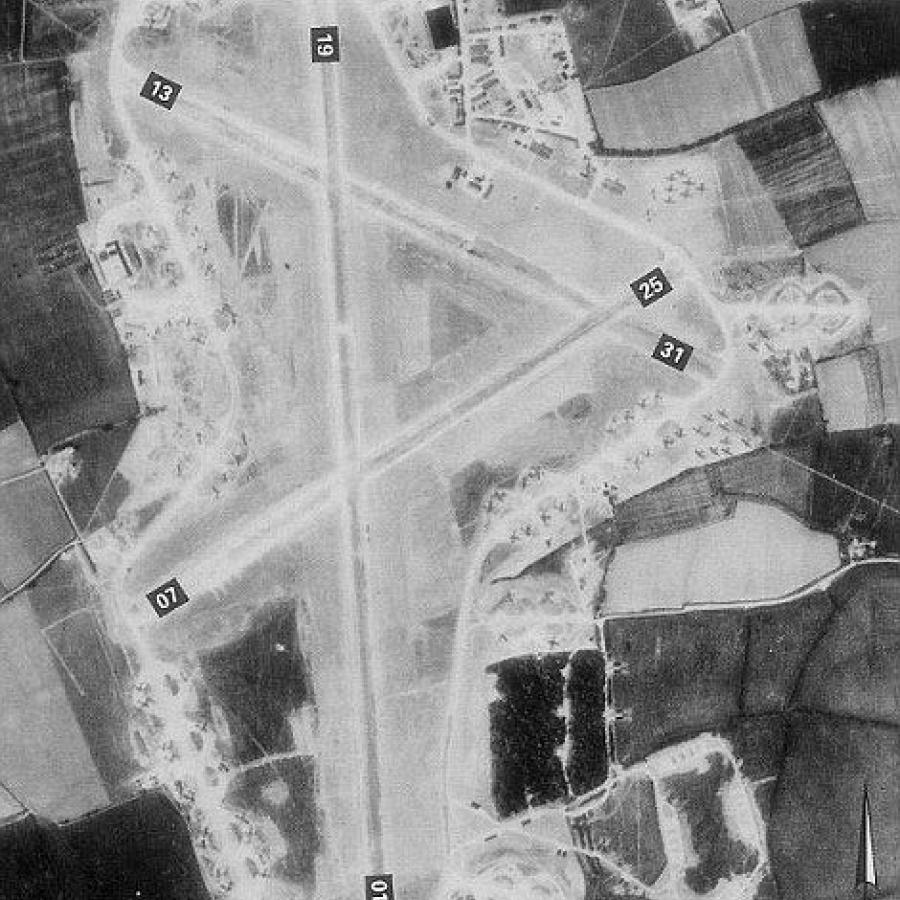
[365,874,394,900]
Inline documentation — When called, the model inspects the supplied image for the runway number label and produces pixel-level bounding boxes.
[147,578,191,618]
[630,267,673,307]
[365,875,394,900]
[140,72,182,110]
[311,26,340,62]
[652,333,693,371]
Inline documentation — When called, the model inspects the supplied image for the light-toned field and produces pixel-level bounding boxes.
[0,471,74,591]
[819,78,900,223]
[713,135,794,257]
[806,221,900,343]
[604,501,839,613]
[0,420,38,481]
[0,596,108,820]
[721,0,802,29]
[344,209,582,450]
[585,8,819,150]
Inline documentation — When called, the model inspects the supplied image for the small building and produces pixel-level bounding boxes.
[502,0,563,14]
[93,239,134,289]
[425,5,459,50]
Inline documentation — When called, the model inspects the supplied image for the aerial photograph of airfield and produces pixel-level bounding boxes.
[2,0,900,898]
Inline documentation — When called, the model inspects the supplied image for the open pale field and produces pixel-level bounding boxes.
[819,78,900,223]
[806,222,900,343]
[0,470,74,591]
[586,8,819,150]
[604,501,839,613]
[0,420,38,481]
[345,209,581,450]
[721,0,803,28]
[0,596,108,820]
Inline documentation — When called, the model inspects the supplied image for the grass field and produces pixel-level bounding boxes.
[802,0,900,97]
[819,79,900,223]
[809,426,900,552]
[769,562,900,899]
[0,470,74,590]
[0,61,138,451]
[724,714,786,787]
[227,755,319,885]
[345,212,577,451]
[741,591,832,714]
[0,420,40,482]
[64,791,209,898]
[585,8,818,151]
[721,0,799,28]
[736,104,864,248]
[796,562,900,725]
[568,773,666,886]
[605,563,900,899]
[605,610,746,763]
[660,754,759,894]
[561,0,687,89]
[715,447,813,519]
[60,422,137,531]
[771,713,900,900]
[199,601,310,766]
[0,597,108,820]
[604,564,890,761]
[26,555,135,794]
[604,502,838,613]
[44,607,136,792]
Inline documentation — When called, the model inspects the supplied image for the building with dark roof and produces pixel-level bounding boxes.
[502,0,563,15]
[426,5,459,50]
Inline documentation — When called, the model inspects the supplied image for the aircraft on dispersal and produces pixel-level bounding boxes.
[857,784,877,900]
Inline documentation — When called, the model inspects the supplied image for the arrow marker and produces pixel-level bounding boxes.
[856,784,877,899]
